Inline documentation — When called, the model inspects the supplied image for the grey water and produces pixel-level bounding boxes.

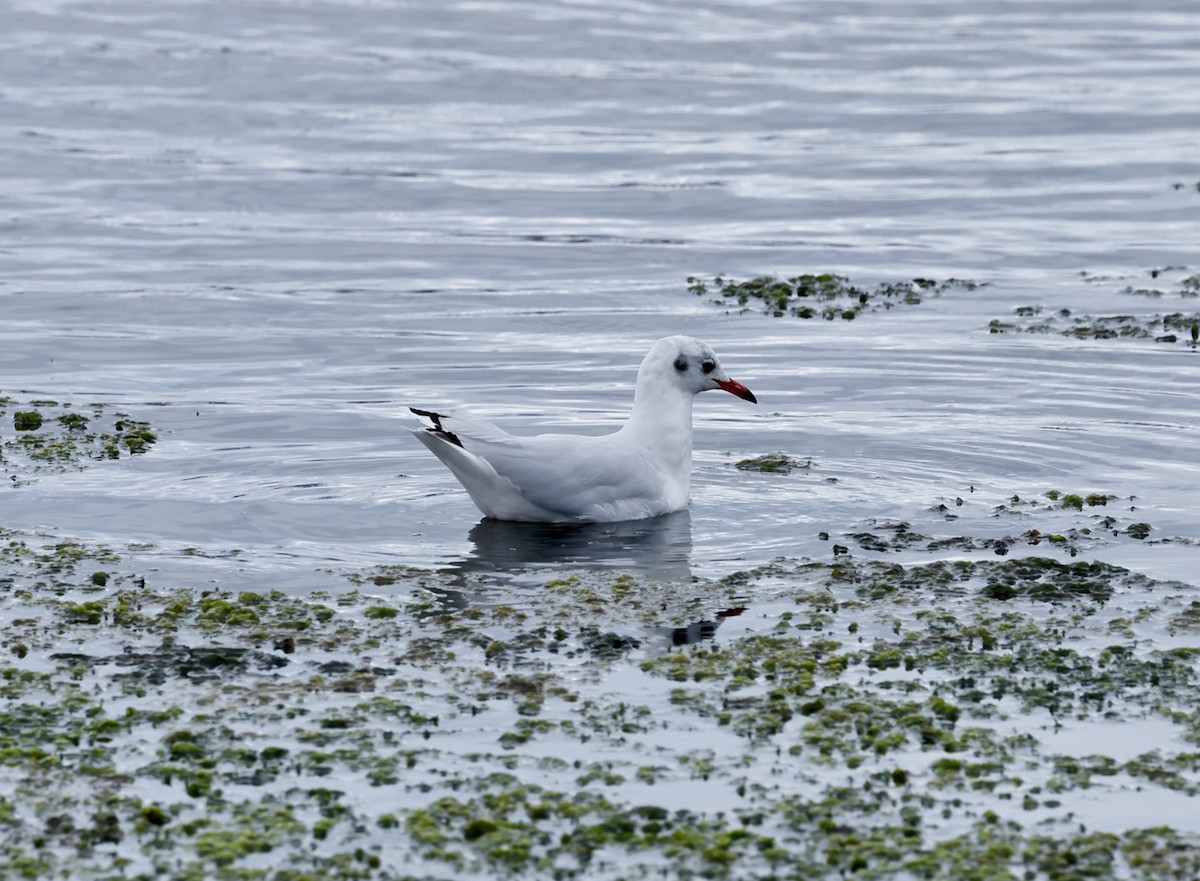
[2,0,1199,586]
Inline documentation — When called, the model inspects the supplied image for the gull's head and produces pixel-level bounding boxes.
[640,335,757,403]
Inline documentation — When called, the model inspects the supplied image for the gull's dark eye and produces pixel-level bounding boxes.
[701,359,716,374]
[673,356,688,372]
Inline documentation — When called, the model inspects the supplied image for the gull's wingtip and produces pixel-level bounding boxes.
[409,407,464,448]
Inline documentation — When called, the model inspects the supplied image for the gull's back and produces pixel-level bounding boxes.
[410,410,681,522]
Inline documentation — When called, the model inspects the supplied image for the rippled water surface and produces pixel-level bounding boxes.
[4,0,1198,580]
[2,3,1200,874]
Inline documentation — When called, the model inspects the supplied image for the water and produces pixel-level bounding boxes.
[2,3,1200,873]
[4,0,1198,581]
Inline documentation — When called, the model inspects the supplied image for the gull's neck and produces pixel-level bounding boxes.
[621,375,695,468]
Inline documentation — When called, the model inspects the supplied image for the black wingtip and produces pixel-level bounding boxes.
[410,407,463,448]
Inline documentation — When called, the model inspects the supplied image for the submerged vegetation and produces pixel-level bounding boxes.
[990,269,1200,345]
[688,274,984,320]
[989,307,1200,343]
[734,453,810,474]
[0,398,158,485]
[2,499,1199,879]
[0,394,1196,879]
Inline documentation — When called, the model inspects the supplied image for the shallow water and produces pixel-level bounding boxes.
[4,1,1199,582]
[3,0,1200,876]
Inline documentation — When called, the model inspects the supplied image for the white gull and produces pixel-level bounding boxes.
[409,335,757,522]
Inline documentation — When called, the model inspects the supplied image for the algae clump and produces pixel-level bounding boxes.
[690,273,982,320]
[13,411,43,431]
[735,453,809,474]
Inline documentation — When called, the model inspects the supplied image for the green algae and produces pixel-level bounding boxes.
[990,305,1200,344]
[13,411,43,431]
[1055,491,1116,510]
[996,269,1200,344]
[2,531,1200,880]
[1118,270,1200,299]
[57,412,89,430]
[689,273,983,320]
[848,490,1150,559]
[734,452,810,474]
[405,785,786,875]
[1127,522,1152,540]
[0,399,159,486]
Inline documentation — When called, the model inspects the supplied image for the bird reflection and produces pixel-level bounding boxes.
[430,511,746,651]
[642,605,747,657]
[452,509,693,580]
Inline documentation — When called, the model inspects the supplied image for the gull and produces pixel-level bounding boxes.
[409,335,757,522]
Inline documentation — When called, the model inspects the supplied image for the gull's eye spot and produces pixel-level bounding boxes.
[673,356,688,372]
[701,359,716,374]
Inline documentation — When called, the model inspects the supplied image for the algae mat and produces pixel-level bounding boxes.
[2,401,1200,879]
[3,518,1200,879]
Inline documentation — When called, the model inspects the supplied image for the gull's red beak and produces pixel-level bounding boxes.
[716,378,757,404]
